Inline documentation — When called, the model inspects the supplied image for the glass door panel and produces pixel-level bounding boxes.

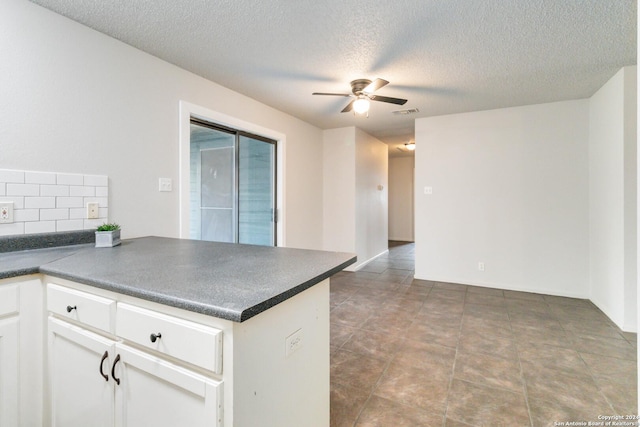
[238,135,275,246]
[189,123,235,242]
[190,120,276,246]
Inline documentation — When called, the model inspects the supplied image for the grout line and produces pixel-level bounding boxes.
[441,286,467,427]
[506,298,535,427]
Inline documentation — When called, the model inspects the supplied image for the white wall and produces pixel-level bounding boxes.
[322,128,356,254]
[589,66,637,331]
[323,127,388,270]
[415,100,590,297]
[0,0,324,250]
[354,128,389,268]
[388,157,415,241]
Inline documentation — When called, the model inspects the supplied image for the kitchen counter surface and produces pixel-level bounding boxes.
[0,244,92,279]
[34,236,356,322]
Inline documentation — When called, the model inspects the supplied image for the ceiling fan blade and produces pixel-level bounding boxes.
[369,94,408,105]
[363,78,389,93]
[341,99,355,113]
[312,92,351,97]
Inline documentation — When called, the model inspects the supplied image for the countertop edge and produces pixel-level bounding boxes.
[38,252,357,323]
[238,255,357,322]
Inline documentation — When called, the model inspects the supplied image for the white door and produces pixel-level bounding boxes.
[114,344,223,427]
[48,317,116,427]
[0,317,19,427]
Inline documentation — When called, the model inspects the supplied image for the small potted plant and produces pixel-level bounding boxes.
[95,222,121,247]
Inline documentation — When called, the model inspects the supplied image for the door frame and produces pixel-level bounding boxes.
[179,101,286,246]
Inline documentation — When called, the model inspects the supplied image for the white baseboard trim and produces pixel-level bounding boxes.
[413,273,589,299]
[346,249,389,272]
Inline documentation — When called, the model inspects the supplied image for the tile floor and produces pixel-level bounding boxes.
[330,241,638,427]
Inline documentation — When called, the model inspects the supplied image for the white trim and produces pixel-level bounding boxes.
[413,273,590,300]
[179,101,286,246]
[347,249,390,272]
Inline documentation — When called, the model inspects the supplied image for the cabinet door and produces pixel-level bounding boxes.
[0,317,19,427]
[48,317,116,427]
[114,344,223,427]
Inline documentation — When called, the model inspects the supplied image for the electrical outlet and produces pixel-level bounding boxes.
[0,202,14,224]
[159,178,172,192]
[285,328,303,357]
[87,202,100,219]
[478,262,485,272]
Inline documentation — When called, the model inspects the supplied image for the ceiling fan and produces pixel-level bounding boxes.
[312,78,407,114]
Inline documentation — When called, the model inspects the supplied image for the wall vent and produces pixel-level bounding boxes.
[392,108,420,115]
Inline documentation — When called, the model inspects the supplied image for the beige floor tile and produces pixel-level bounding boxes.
[445,379,530,427]
[341,329,402,361]
[453,352,524,392]
[331,349,388,392]
[374,363,450,414]
[331,383,370,427]
[355,395,443,427]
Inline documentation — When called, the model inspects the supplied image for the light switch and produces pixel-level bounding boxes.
[424,186,433,195]
[159,178,172,192]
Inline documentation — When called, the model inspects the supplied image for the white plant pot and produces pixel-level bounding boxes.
[95,230,121,247]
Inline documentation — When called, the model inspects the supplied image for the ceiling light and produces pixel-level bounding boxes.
[353,97,370,114]
[405,142,416,151]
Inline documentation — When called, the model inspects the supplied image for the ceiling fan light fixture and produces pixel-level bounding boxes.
[405,142,416,151]
[353,97,370,114]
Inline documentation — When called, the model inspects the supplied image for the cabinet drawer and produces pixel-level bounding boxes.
[0,285,19,317]
[117,303,222,374]
[47,283,116,334]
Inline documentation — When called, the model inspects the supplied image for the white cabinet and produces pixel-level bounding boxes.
[0,277,45,427]
[0,316,19,427]
[115,344,222,427]
[48,317,116,427]
[46,283,223,427]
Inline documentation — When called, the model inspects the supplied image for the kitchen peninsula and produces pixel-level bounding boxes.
[0,235,356,427]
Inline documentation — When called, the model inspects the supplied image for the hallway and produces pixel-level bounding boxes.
[330,241,637,426]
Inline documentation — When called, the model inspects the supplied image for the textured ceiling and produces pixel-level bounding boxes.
[29,0,637,156]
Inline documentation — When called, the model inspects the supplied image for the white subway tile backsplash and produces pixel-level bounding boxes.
[0,170,25,184]
[84,175,108,186]
[40,208,69,221]
[84,219,104,230]
[0,169,108,236]
[25,197,56,209]
[7,183,40,196]
[56,173,84,186]
[69,208,85,220]
[25,221,55,234]
[25,171,56,184]
[14,209,40,222]
[95,187,108,197]
[84,197,108,208]
[56,219,84,232]
[41,185,70,197]
[70,186,95,197]
[9,197,25,209]
[0,222,25,236]
[57,197,84,208]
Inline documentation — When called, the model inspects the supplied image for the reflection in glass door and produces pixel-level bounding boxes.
[239,135,275,246]
[189,120,276,246]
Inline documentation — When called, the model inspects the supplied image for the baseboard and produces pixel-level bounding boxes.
[413,273,589,299]
[346,249,389,272]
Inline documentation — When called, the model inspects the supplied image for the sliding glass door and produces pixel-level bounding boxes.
[189,120,276,246]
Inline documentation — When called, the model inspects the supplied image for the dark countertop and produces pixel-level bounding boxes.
[0,244,93,279]
[3,236,355,322]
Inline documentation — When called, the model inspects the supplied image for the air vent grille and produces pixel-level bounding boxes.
[392,108,420,115]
